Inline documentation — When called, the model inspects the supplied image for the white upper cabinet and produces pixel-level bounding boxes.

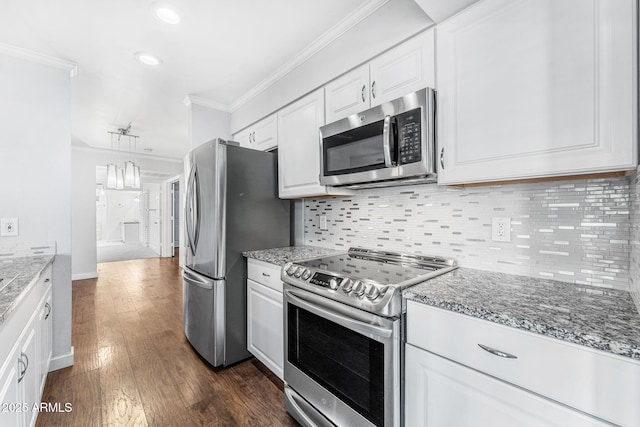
[232,113,277,151]
[369,29,435,107]
[232,126,253,149]
[324,65,370,124]
[278,90,353,199]
[436,0,637,185]
[324,29,435,124]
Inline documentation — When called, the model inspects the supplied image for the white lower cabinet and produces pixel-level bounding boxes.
[0,342,20,427]
[0,263,54,427]
[38,288,52,395]
[405,301,640,426]
[405,344,608,427]
[19,316,38,427]
[246,259,284,379]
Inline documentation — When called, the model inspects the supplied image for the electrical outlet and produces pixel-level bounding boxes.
[319,214,328,231]
[1,218,19,236]
[491,217,510,242]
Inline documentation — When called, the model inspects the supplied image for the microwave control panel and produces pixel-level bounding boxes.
[397,107,422,165]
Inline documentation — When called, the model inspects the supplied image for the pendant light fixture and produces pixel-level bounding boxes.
[116,168,125,189]
[106,123,142,190]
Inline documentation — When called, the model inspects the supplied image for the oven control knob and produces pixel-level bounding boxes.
[285,265,296,276]
[341,279,354,292]
[301,269,312,280]
[365,284,381,301]
[328,278,339,290]
[294,267,304,278]
[352,281,365,297]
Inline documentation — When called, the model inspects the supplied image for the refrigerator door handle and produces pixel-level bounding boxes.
[183,269,214,290]
[186,165,200,256]
[192,166,201,252]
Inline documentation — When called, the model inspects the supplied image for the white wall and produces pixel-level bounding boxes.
[101,191,140,241]
[71,147,182,279]
[230,0,433,132]
[188,103,231,148]
[0,53,74,368]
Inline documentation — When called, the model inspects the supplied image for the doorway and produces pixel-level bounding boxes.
[171,180,180,257]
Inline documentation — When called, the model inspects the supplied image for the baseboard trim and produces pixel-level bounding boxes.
[49,347,74,371]
[72,272,98,280]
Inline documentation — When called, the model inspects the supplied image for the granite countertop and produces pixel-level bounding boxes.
[0,256,54,327]
[404,268,640,360]
[243,246,344,266]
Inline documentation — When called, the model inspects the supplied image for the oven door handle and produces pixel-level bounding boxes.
[285,288,394,340]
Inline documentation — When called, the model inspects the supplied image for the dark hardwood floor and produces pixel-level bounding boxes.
[36,255,298,427]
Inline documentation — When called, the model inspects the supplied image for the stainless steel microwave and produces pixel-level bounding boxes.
[320,88,435,188]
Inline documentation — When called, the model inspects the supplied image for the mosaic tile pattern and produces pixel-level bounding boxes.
[0,242,57,259]
[304,177,631,290]
[630,169,640,311]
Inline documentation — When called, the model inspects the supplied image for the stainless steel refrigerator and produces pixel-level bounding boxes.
[183,138,290,367]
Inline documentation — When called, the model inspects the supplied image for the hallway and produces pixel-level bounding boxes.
[36,257,297,427]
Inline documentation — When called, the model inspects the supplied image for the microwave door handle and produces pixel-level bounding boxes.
[382,115,394,167]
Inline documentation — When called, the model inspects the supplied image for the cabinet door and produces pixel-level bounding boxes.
[369,28,435,106]
[19,316,38,427]
[252,114,278,151]
[232,126,253,149]
[0,343,21,427]
[38,291,52,395]
[277,89,328,199]
[405,344,609,427]
[247,279,284,379]
[436,0,637,184]
[325,65,370,123]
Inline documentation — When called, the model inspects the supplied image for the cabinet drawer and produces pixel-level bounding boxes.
[39,264,52,287]
[247,259,282,292]
[406,301,640,427]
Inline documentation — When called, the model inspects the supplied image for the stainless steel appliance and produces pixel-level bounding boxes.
[183,138,290,367]
[319,89,436,188]
[282,248,456,427]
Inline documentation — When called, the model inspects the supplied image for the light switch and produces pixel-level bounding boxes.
[319,214,328,231]
[1,218,19,236]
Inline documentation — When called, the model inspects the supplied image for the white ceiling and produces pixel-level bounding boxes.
[0,0,372,159]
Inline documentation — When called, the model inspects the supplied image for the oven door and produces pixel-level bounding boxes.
[284,284,400,427]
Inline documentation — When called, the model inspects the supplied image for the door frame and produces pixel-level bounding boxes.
[161,175,182,262]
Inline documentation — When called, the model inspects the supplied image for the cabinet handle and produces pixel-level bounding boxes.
[478,344,517,359]
[45,278,50,283]
[371,81,376,99]
[440,147,445,170]
[17,352,29,383]
[45,302,51,319]
[251,132,256,144]
[361,85,366,102]
[262,272,270,278]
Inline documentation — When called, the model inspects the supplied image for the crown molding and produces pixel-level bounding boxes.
[0,42,78,77]
[183,94,231,112]
[229,0,389,112]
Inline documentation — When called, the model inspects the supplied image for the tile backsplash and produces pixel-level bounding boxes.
[304,177,631,290]
[630,169,640,302]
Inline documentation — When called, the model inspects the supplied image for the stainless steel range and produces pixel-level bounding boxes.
[282,248,456,427]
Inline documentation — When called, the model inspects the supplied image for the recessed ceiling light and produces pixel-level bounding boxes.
[155,7,181,24]
[135,52,163,66]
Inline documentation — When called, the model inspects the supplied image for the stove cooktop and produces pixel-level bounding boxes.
[282,248,457,317]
